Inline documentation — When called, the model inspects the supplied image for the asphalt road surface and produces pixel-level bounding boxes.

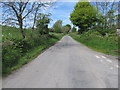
[2,35,118,88]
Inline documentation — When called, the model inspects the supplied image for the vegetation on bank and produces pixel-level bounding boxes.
[70,31,119,56]
[2,26,64,77]
[69,1,119,56]
[1,1,119,77]
[2,11,71,77]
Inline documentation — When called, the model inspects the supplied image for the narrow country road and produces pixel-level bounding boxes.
[2,35,118,88]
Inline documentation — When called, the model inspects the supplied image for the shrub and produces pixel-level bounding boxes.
[2,44,21,74]
[2,33,62,75]
[93,28,116,35]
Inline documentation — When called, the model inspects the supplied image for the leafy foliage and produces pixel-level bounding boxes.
[71,26,77,32]
[70,1,99,34]
[36,13,51,35]
[65,24,71,31]
[70,31,118,55]
[62,24,71,33]
[53,20,63,33]
[2,26,63,76]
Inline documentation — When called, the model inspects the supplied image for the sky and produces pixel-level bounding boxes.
[44,0,119,28]
[0,1,77,28]
[44,2,77,28]
[1,0,118,28]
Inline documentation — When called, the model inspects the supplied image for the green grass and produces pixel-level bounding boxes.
[70,32,119,56]
[3,38,61,77]
[2,25,64,77]
[2,25,34,41]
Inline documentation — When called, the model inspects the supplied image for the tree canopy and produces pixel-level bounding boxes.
[70,1,99,34]
[36,13,51,35]
[53,20,63,33]
[71,26,77,32]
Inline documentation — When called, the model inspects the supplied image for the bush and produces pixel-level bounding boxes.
[2,25,64,76]
[93,28,116,35]
[2,44,21,74]
[2,32,62,76]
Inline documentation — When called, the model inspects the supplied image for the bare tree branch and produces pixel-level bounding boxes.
[2,18,18,24]
[22,2,35,19]
[22,0,29,12]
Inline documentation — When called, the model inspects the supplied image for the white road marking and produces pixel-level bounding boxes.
[101,56,106,59]
[110,67,113,70]
[106,59,112,63]
[95,55,100,59]
[115,65,119,68]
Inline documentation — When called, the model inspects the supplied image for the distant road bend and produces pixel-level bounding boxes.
[3,35,118,88]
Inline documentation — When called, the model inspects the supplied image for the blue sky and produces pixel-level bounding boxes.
[45,2,77,28]
[45,1,119,28]
[0,1,77,28]
[1,1,118,28]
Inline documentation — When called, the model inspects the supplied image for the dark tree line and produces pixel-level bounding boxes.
[94,1,118,29]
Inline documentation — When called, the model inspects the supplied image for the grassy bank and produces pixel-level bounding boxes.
[2,26,64,77]
[70,31,119,56]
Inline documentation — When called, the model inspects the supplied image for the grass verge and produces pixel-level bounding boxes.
[69,32,119,56]
[2,27,64,77]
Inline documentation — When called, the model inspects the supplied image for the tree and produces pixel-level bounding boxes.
[62,26,69,34]
[118,14,120,28]
[36,13,51,35]
[65,24,71,33]
[32,2,53,30]
[53,20,63,33]
[71,26,77,32]
[1,1,54,37]
[107,10,115,28]
[94,1,118,29]
[62,24,71,33]
[70,1,99,34]
[2,1,35,38]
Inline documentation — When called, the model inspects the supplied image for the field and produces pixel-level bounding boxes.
[2,25,64,76]
[2,26,34,41]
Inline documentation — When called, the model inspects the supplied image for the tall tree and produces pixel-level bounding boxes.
[70,1,99,34]
[63,24,71,33]
[2,1,35,38]
[94,0,117,29]
[36,13,51,35]
[32,2,53,30]
[71,26,77,32]
[53,20,63,33]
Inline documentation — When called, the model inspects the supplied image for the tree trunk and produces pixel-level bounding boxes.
[19,19,25,38]
[32,14,37,30]
[20,26,25,39]
[32,6,39,30]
